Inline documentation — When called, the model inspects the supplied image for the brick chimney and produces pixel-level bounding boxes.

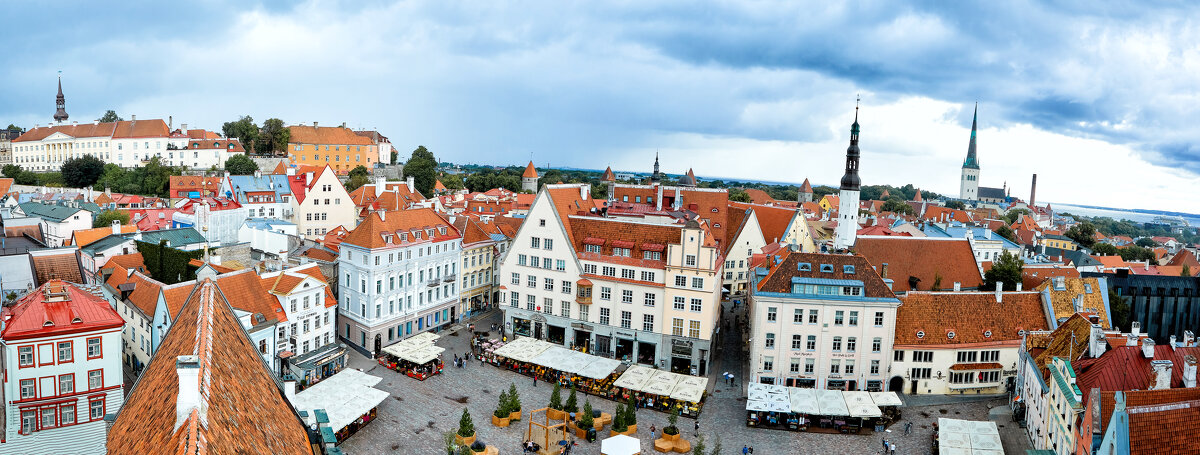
[1150,360,1173,390]
[174,355,204,431]
[1142,338,1156,359]
[1185,355,1198,388]
[1089,323,1107,358]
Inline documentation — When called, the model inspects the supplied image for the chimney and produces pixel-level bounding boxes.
[1171,335,1178,349]
[880,263,888,279]
[1186,330,1196,347]
[313,121,318,129]
[1149,360,1172,390]
[284,377,297,402]
[374,175,385,198]
[254,170,261,179]
[1126,333,1139,346]
[1142,338,1156,359]
[1030,174,1037,207]
[1132,321,1141,336]
[1185,355,1198,388]
[130,114,136,121]
[406,176,416,193]
[953,282,961,291]
[111,219,121,235]
[1089,323,1107,358]
[181,123,187,132]
[995,282,1003,302]
[174,355,204,431]
[1016,283,1023,292]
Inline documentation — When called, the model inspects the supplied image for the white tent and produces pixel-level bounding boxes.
[870,391,903,407]
[601,434,641,455]
[613,366,656,390]
[843,391,882,418]
[937,418,1002,455]
[787,388,819,415]
[290,369,390,434]
[745,399,772,412]
[578,358,622,380]
[816,389,849,416]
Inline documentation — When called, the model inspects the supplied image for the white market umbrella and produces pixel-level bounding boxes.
[601,434,640,455]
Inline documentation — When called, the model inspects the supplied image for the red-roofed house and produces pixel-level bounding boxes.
[12,118,171,171]
[854,236,985,293]
[1,280,125,453]
[288,164,355,239]
[259,263,345,383]
[285,124,377,174]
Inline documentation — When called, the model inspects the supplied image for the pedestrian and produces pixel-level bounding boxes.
[533,375,538,387]
[904,421,911,435]
[748,447,753,455]
[742,445,748,455]
[889,442,896,455]
[693,420,699,437]
[882,438,888,453]
[650,424,656,435]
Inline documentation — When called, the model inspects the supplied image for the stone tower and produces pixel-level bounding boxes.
[834,104,862,250]
[521,161,539,193]
[960,103,980,201]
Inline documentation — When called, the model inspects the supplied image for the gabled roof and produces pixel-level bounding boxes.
[1025,313,1094,380]
[107,252,146,272]
[0,280,124,340]
[1075,345,1200,392]
[568,216,683,267]
[1035,276,1111,328]
[522,161,538,179]
[894,291,1047,346]
[1167,249,1199,269]
[19,201,86,222]
[755,252,896,299]
[1020,265,1080,292]
[0,178,13,195]
[169,176,224,198]
[107,279,314,454]
[341,208,460,249]
[13,119,169,142]
[69,224,137,247]
[601,167,616,181]
[1098,387,1200,454]
[31,250,85,285]
[286,125,373,145]
[798,178,813,193]
[854,237,984,293]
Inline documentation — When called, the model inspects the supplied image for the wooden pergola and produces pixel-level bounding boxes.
[526,407,571,455]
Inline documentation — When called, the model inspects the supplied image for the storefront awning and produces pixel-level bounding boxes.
[869,391,903,407]
[787,387,819,415]
[291,369,390,434]
[937,418,1002,455]
[844,391,882,418]
[578,357,622,380]
[948,362,1003,371]
[816,389,850,416]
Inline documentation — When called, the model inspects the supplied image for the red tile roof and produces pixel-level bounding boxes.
[854,237,983,293]
[1075,345,1200,392]
[743,188,776,205]
[0,178,12,195]
[568,216,682,267]
[894,291,1047,346]
[856,225,910,236]
[342,208,460,249]
[287,125,373,145]
[1020,265,1081,292]
[13,119,169,142]
[1098,387,1200,454]
[169,176,224,198]
[31,251,85,285]
[730,201,798,245]
[107,252,146,272]
[107,279,314,454]
[799,178,813,193]
[523,161,538,179]
[755,251,896,300]
[601,167,616,181]
[1166,249,1199,269]
[0,280,124,341]
[922,205,973,223]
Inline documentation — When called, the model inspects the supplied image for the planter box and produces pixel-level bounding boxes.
[547,408,567,421]
[454,433,476,447]
[509,410,522,421]
[609,427,636,437]
[491,415,510,427]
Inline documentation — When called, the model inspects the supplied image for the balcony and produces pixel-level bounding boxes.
[443,274,456,283]
[427,280,441,288]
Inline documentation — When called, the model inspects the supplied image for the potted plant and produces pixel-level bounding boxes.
[444,431,459,455]
[610,403,628,436]
[470,441,487,454]
[564,385,579,418]
[547,382,565,420]
[575,400,595,438]
[507,383,522,421]
[492,389,511,427]
[660,413,680,441]
[454,408,476,446]
[624,397,638,434]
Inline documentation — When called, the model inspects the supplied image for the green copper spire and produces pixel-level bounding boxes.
[963,102,979,169]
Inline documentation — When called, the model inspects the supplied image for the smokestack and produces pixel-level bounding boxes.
[1150,360,1172,390]
[1030,174,1037,207]
[174,355,203,431]
[1143,338,1156,359]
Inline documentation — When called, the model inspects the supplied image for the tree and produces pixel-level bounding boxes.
[983,250,1023,291]
[709,434,722,455]
[591,182,608,199]
[692,434,706,455]
[257,118,290,155]
[579,400,594,428]
[1091,242,1119,256]
[2,164,21,179]
[62,155,106,188]
[441,173,465,190]
[494,389,510,418]
[222,116,259,152]
[1183,264,1192,277]
[345,174,370,192]
[1004,208,1031,225]
[728,188,751,203]
[224,154,259,175]
[1135,237,1159,248]
[549,382,563,410]
[457,408,474,437]
[881,197,914,215]
[348,165,370,179]
[995,225,1018,243]
[1109,289,1130,331]
[93,210,130,228]
[1065,222,1097,248]
[945,200,966,210]
[564,385,578,414]
[507,383,521,413]
[5,124,20,131]
[663,413,679,435]
[404,146,438,196]
[611,403,627,432]
[390,150,398,165]
[96,110,122,123]
[1118,245,1157,263]
[625,397,637,426]
[15,170,37,185]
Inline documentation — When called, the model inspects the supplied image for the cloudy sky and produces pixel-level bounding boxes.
[4,1,1198,212]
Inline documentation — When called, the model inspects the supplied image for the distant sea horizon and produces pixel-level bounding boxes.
[523,165,1200,225]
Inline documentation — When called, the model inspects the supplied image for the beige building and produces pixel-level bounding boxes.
[289,164,355,239]
[286,124,378,174]
[455,216,498,319]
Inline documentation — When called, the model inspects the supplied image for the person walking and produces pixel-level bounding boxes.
[650,424,656,436]
[904,421,912,435]
[742,445,749,455]
[693,420,699,437]
[533,375,538,387]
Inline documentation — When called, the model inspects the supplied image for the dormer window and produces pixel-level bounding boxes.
[984,330,992,338]
[414,231,422,239]
[798,263,812,271]
[1084,283,1093,294]
[820,264,834,273]
[400,233,408,242]
[438,227,447,236]
[843,265,855,274]
[916,331,925,339]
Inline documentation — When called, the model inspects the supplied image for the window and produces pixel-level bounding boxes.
[793,308,803,323]
[619,290,633,303]
[981,350,1000,362]
[61,403,75,425]
[913,351,934,362]
[600,287,611,300]
[518,254,527,266]
[809,309,818,324]
[59,374,74,394]
[691,277,703,289]
[872,337,882,353]
[579,305,589,322]
[599,308,610,325]
[530,237,540,248]
[874,311,884,326]
[527,275,536,288]
[805,358,815,374]
[562,281,572,294]
[689,298,702,312]
[527,295,536,310]
[763,356,774,372]
[20,379,35,398]
[845,360,855,374]
[849,311,858,326]
[510,291,519,308]
[585,244,601,254]
[18,345,33,366]
[689,320,700,338]
[673,297,685,310]
[543,298,553,314]
[791,334,802,349]
[621,269,635,279]
[22,409,35,435]
[765,333,776,348]
[643,251,661,260]
[830,359,840,374]
[685,255,697,266]
[790,359,801,373]
[561,301,570,317]
[85,337,102,359]
[640,271,655,282]
[89,369,103,389]
[672,318,684,336]
[602,266,616,277]
[644,293,656,307]
[767,307,777,322]
[621,311,632,328]
[42,407,57,429]
[544,278,554,291]
[530,256,539,268]
[674,276,686,286]
[613,248,631,257]
[834,311,844,325]
[832,337,842,351]
[556,260,565,271]
[643,314,654,331]
[806,335,817,350]
[58,341,73,362]
[511,272,520,285]
[544,239,553,250]
[957,351,979,363]
[90,397,105,421]
[543,258,552,269]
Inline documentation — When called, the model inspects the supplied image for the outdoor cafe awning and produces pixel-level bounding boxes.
[787,387,819,415]
[869,391,904,407]
[291,369,390,434]
[382,342,445,365]
[613,365,656,390]
[937,418,1002,455]
[578,358,622,380]
[844,391,882,418]
[816,389,850,416]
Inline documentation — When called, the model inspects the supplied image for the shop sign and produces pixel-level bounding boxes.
[571,323,594,331]
[671,339,694,348]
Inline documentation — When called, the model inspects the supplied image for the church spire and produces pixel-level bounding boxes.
[963,103,979,169]
[839,98,861,191]
[53,72,69,123]
[651,152,661,183]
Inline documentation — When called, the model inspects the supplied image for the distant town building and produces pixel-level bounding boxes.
[285,124,377,174]
[833,107,862,250]
[521,161,539,193]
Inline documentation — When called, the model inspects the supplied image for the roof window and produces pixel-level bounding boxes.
[798,263,811,272]
[916,331,925,339]
[843,265,855,274]
[984,330,992,338]
[947,331,956,340]
[819,264,834,273]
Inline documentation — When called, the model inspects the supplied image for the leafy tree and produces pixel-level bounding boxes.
[881,198,914,215]
[1109,289,1130,331]
[591,182,608,199]
[96,110,122,123]
[222,116,259,152]
[5,124,20,131]
[1183,264,1192,277]
[1065,222,1097,248]
[62,155,106,188]
[1118,245,1157,262]
[15,170,37,185]
[442,173,465,190]
[257,118,290,155]
[348,165,370,179]
[93,210,130,228]
[564,385,578,414]
[345,174,370,192]
[995,225,1018,243]
[983,250,1023,291]
[1004,208,1031,225]
[549,382,563,410]
[945,200,966,210]
[663,413,679,435]
[404,146,438,196]
[728,188,751,202]
[390,150,398,164]
[140,156,181,197]
[1091,242,1119,256]
[224,154,259,175]
[457,408,475,437]
[1135,237,1159,248]
[2,164,21,179]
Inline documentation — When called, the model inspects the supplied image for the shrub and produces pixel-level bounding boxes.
[507,383,521,412]
[612,403,627,432]
[663,414,679,435]
[457,408,475,437]
[564,384,578,414]
[625,397,637,426]
[580,400,595,428]
[549,382,563,410]
[495,389,510,418]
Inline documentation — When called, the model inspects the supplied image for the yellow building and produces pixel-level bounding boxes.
[457,217,497,318]
[286,124,378,174]
[1042,235,1078,251]
[819,194,839,214]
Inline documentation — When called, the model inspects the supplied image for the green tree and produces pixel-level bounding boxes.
[625,397,637,426]
[257,118,290,155]
[15,170,37,185]
[564,385,578,414]
[881,197,914,215]
[1092,242,1119,256]
[579,400,594,428]
[5,124,20,131]
[1109,289,1130,331]
[93,210,131,228]
[1183,264,1192,277]
[344,174,370,192]
[140,156,180,197]
[945,200,966,210]
[549,382,563,410]
[663,413,679,435]
[995,225,1018,243]
[728,188,751,202]
[2,164,21,179]
[224,154,259,175]
[709,435,722,455]
[348,165,370,179]
[390,150,398,164]
[983,250,1023,291]
[1118,245,1157,262]
[611,403,627,432]
[507,383,521,413]
[457,408,474,437]
[222,116,259,152]
[441,173,465,190]
[494,389,510,418]
[1135,237,1159,248]
[1065,222,1097,248]
[692,434,706,455]
[404,146,438,196]
[591,182,608,199]
[62,155,106,188]
[96,110,122,123]
[1004,208,1031,225]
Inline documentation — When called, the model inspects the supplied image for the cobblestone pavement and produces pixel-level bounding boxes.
[339,305,1028,455]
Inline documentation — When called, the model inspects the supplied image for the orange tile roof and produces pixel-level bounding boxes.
[1093,255,1129,269]
[522,161,538,179]
[895,291,1047,346]
[342,208,460,249]
[1020,265,1080,291]
[1035,277,1111,327]
[854,237,983,292]
[743,188,776,204]
[730,201,798,245]
[0,178,12,195]
[31,251,84,285]
[108,279,314,454]
[69,224,137,247]
[124,272,165,316]
[300,247,337,262]
[106,252,146,272]
[1166,249,1200,268]
[213,269,284,324]
[601,167,616,181]
[187,259,237,273]
[285,264,337,308]
[912,188,923,202]
[14,119,169,142]
[1097,387,1200,454]
[286,125,373,145]
[568,216,682,266]
[1027,313,1093,379]
[169,176,224,198]
[922,205,973,223]
[799,178,813,193]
